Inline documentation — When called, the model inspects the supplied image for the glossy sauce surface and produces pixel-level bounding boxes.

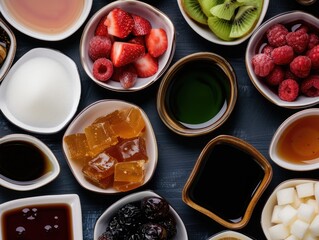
[1,204,72,240]
[189,143,265,223]
[0,140,52,184]
[3,0,84,35]
[276,115,319,164]
[167,60,228,129]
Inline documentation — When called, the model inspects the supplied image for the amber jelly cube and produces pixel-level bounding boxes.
[82,152,117,189]
[63,133,91,164]
[116,136,148,162]
[114,160,145,183]
[84,122,118,157]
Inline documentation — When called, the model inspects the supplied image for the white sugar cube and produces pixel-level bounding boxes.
[285,235,299,240]
[268,224,290,240]
[298,203,316,223]
[271,205,284,224]
[314,182,319,204]
[309,214,319,236]
[279,204,297,226]
[303,231,317,240]
[291,194,302,209]
[296,182,314,199]
[277,187,297,205]
[306,199,319,213]
[290,219,310,239]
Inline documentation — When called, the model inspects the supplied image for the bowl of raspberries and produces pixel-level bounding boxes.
[80,0,175,92]
[246,11,319,109]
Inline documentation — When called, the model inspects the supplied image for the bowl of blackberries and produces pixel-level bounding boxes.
[246,11,319,109]
[94,190,188,240]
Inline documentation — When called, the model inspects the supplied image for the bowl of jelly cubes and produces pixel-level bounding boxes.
[62,99,158,194]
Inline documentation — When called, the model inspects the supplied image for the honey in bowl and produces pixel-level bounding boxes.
[2,0,84,35]
[166,60,229,129]
[276,115,319,164]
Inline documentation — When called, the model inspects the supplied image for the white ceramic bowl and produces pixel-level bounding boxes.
[208,230,253,240]
[0,0,92,41]
[0,48,81,134]
[269,108,319,171]
[94,190,188,240]
[0,194,82,239]
[261,179,318,240]
[246,11,319,109]
[62,99,158,194]
[177,0,269,45]
[0,19,16,82]
[80,0,176,92]
[0,134,60,191]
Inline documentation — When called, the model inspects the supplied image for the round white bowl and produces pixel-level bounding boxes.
[0,0,92,41]
[80,0,176,92]
[0,19,16,82]
[94,190,188,240]
[62,99,158,194]
[0,134,60,191]
[208,230,253,240]
[246,11,319,109]
[269,108,319,171]
[177,0,269,45]
[261,179,318,240]
[0,194,82,240]
[0,48,81,134]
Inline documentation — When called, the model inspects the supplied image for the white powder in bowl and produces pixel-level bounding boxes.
[5,56,74,128]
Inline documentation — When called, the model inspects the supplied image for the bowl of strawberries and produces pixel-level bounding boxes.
[80,0,175,92]
[245,11,319,109]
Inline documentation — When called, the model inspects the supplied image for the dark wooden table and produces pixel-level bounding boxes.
[1,1,319,239]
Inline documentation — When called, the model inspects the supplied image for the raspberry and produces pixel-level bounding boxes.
[266,23,289,47]
[270,45,294,65]
[308,33,319,50]
[251,53,275,77]
[261,44,274,55]
[289,55,312,78]
[278,79,299,101]
[300,75,319,97]
[286,29,309,54]
[266,65,285,86]
[92,58,114,82]
[88,36,112,61]
[284,69,298,81]
[306,45,319,70]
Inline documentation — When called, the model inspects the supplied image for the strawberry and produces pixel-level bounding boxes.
[145,28,168,58]
[104,8,134,38]
[95,15,109,37]
[110,42,145,67]
[128,36,145,47]
[133,53,158,78]
[131,14,152,36]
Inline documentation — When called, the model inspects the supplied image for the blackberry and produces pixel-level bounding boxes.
[117,203,143,231]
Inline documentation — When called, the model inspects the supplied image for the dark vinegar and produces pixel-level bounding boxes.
[189,143,265,223]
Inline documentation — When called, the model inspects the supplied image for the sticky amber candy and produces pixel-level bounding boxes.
[82,152,117,189]
[115,137,148,162]
[110,107,145,139]
[63,133,91,164]
[113,160,145,191]
[84,122,118,157]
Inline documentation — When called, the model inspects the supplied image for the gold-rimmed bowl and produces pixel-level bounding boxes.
[157,52,237,137]
[183,135,272,229]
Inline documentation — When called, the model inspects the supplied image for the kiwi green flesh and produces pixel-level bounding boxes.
[210,0,243,20]
[229,5,259,38]
[183,0,208,25]
[208,16,233,41]
[199,0,224,17]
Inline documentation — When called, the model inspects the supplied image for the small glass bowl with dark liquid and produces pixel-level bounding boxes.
[182,135,273,229]
[0,134,60,191]
[156,52,238,137]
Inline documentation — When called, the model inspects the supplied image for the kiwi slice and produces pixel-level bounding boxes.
[229,5,259,38]
[199,0,224,17]
[183,0,208,25]
[210,0,243,20]
[207,16,233,41]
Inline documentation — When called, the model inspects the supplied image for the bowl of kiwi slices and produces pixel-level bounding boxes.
[177,0,269,45]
